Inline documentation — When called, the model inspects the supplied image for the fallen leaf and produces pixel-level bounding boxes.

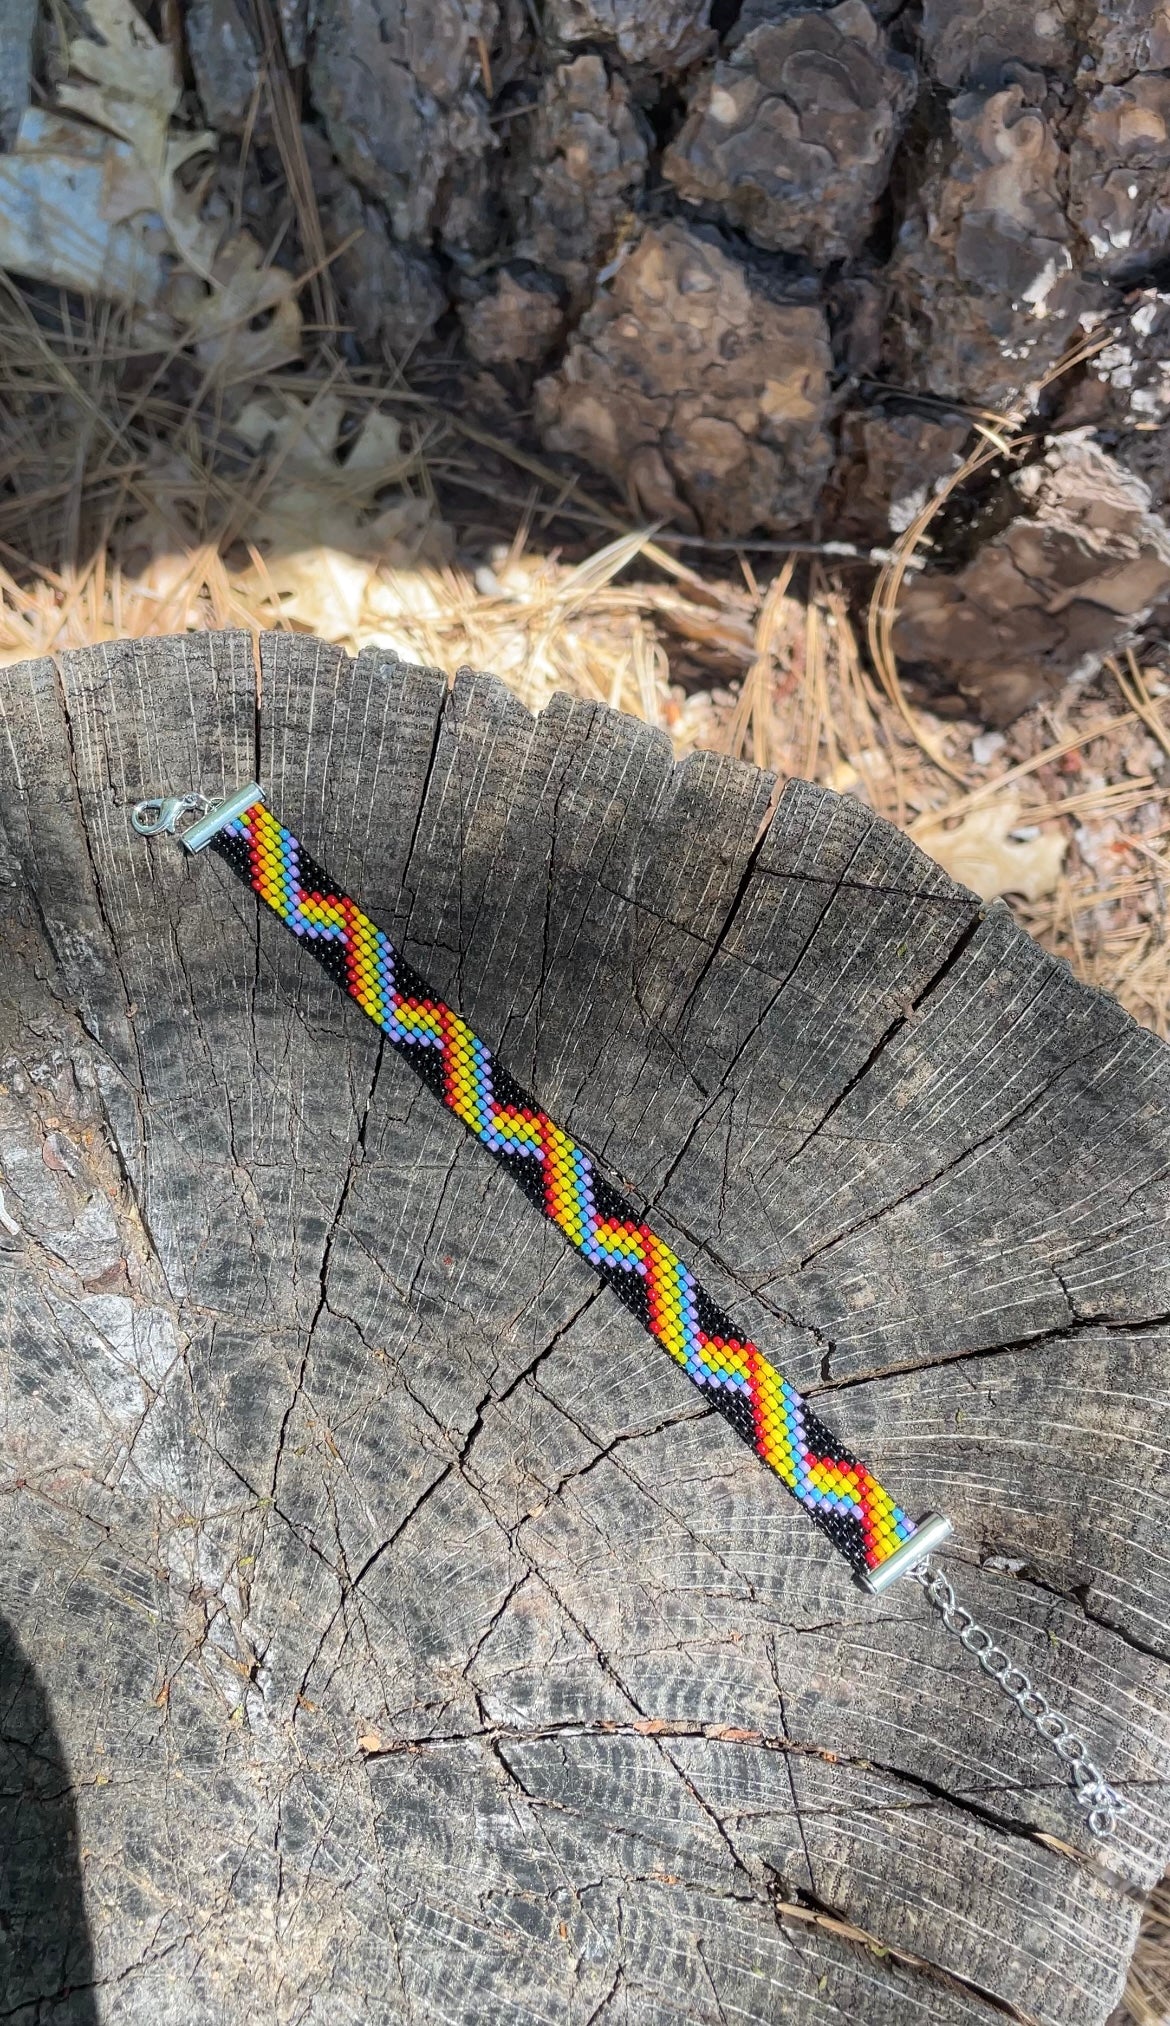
[234,395,449,644]
[0,0,300,377]
[234,394,413,545]
[169,233,303,379]
[57,0,217,276]
[917,795,1068,902]
[58,0,180,165]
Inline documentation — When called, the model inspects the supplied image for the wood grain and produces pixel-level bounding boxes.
[0,634,1167,2023]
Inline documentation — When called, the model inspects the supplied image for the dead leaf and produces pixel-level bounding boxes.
[235,394,413,544]
[0,0,300,377]
[59,0,180,166]
[917,794,1068,902]
[58,0,217,276]
[234,394,449,645]
[169,234,303,379]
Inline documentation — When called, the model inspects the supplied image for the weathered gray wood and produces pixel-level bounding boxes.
[1,633,1168,2024]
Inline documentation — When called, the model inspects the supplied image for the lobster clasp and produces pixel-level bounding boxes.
[131,793,211,837]
[131,783,264,851]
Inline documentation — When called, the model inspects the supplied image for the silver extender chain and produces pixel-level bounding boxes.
[912,1560,1125,1840]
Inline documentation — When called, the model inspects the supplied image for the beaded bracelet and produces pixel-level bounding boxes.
[132,781,1125,1840]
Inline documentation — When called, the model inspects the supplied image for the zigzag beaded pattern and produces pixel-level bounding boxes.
[211,800,916,1577]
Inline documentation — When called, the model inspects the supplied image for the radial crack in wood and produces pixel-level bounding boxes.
[0,634,1167,2023]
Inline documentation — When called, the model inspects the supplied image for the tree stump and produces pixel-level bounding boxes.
[1,632,1169,2024]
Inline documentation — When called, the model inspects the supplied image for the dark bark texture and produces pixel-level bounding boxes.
[1,635,1169,2020]
[6,2,1170,714]
[267,0,1170,716]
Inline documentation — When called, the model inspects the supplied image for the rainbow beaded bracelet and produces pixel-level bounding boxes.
[131,780,1124,1837]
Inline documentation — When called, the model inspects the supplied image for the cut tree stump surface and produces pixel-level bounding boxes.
[1,633,1169,2024]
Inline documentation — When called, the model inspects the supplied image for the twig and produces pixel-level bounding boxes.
[864,326,1117,789]
[866,435,1000,785]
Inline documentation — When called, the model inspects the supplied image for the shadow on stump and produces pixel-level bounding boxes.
[0,1613,97,2022]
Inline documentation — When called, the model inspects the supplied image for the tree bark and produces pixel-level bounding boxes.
[0,633,1168,2022]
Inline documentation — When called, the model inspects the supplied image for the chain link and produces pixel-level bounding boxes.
[912,1559,1124,1840]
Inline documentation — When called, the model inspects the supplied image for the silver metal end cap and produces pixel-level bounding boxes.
[180,783,264,852]
[859,1511,953,1595]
